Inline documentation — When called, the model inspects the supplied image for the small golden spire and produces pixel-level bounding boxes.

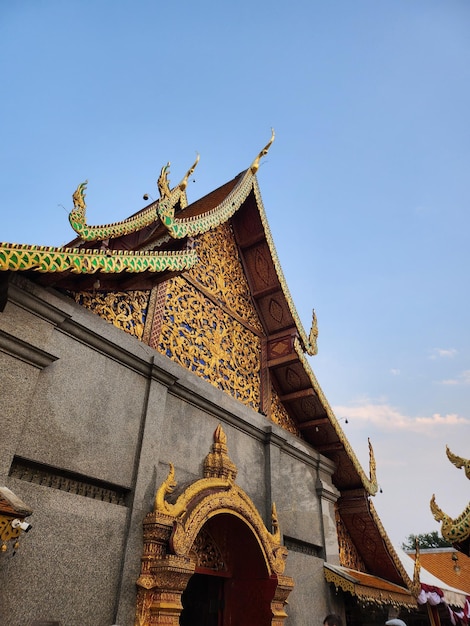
[308,309,319,355]
[179,153,200,192]
[203,424,237,481]
[250,129,275,174]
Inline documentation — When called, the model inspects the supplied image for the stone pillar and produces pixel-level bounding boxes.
[148,555,195,625]
[135,512,195,625]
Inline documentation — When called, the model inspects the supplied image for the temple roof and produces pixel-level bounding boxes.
[0,133,410,590]
[408,549,470,596]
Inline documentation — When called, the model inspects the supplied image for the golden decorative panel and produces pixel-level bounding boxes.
[188,222,263,333]
[190,527,226,572]
[73,290,150,340]
[335,508,366,572]
[271,387,301,437]
[158,275,261,409]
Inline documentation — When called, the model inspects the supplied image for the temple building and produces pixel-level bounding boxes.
[0,134,445,625]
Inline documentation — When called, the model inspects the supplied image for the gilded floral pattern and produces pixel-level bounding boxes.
[188,223,263,332]
[158,276,260,408]
[73,290,149,340]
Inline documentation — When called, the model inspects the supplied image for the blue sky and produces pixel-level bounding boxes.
[1,1,469,548]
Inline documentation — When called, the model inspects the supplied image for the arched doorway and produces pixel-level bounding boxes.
[180,513,279,626]
[135,426,294,626]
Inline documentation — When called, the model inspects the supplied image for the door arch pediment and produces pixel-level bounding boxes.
[135,425,294,625]
[169,482,288,577]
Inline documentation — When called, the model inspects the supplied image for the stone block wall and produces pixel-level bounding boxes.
[0,275,339,626]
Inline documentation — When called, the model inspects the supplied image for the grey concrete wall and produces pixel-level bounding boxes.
[0,275,340,626]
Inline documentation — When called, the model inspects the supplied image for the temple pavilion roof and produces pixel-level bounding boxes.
[0,132,414,592]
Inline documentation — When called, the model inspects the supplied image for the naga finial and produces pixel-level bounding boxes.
[430,494,445,523]
[179,153,200,192]
[250,129,275,174]
[71,180,88,214]
[157,162,171,199]
[446,445,470,479]
[307,309,319,356]
[154,462,177,513]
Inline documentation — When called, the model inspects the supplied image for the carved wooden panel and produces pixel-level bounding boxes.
[336,508,366,572]
[188,223,262,333]
[73,290,150,340]
[158,276,261,409]
[271,387,301,437]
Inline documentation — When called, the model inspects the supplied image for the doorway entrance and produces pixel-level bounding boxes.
[180,513,278,626]
[180,573,224,626]
[135,426,294,625]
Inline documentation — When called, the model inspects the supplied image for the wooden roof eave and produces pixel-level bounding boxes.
[229,188,408,587]
[251,179,317,355]
[337,492,416,589]
[230,179,379,497]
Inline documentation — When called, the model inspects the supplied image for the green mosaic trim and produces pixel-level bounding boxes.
[0,242,197,274]
[69,185,186,242]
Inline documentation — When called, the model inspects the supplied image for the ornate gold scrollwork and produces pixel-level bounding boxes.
[73,290,149,340]
[271,386,301,436]
[158,274,261,409]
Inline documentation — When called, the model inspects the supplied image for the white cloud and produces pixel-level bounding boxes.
[390,368,400,376]
[439,369,470,386]
[429,348,457,360]
[333,397,469,434]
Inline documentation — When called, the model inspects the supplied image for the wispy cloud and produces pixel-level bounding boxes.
[390,369,400,376]
[440,370,470,386]
[333,397,468,434]
[429,348,457,360]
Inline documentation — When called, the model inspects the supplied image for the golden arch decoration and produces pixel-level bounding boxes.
[135,425,294,625]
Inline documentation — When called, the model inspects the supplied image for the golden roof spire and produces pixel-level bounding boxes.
[250,128,275,174]
[203,424,237,481]
[178,153,200,192]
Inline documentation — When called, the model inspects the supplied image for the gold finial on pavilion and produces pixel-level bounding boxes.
[307,309,319,356]
[157,162,171,199]
[446,445,470,479]
[203,424,237,481]
[411,538,421,596]
[250,128,275,174]
[179,153,200,192]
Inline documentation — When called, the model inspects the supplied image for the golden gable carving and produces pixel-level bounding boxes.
[157,223,262,409]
